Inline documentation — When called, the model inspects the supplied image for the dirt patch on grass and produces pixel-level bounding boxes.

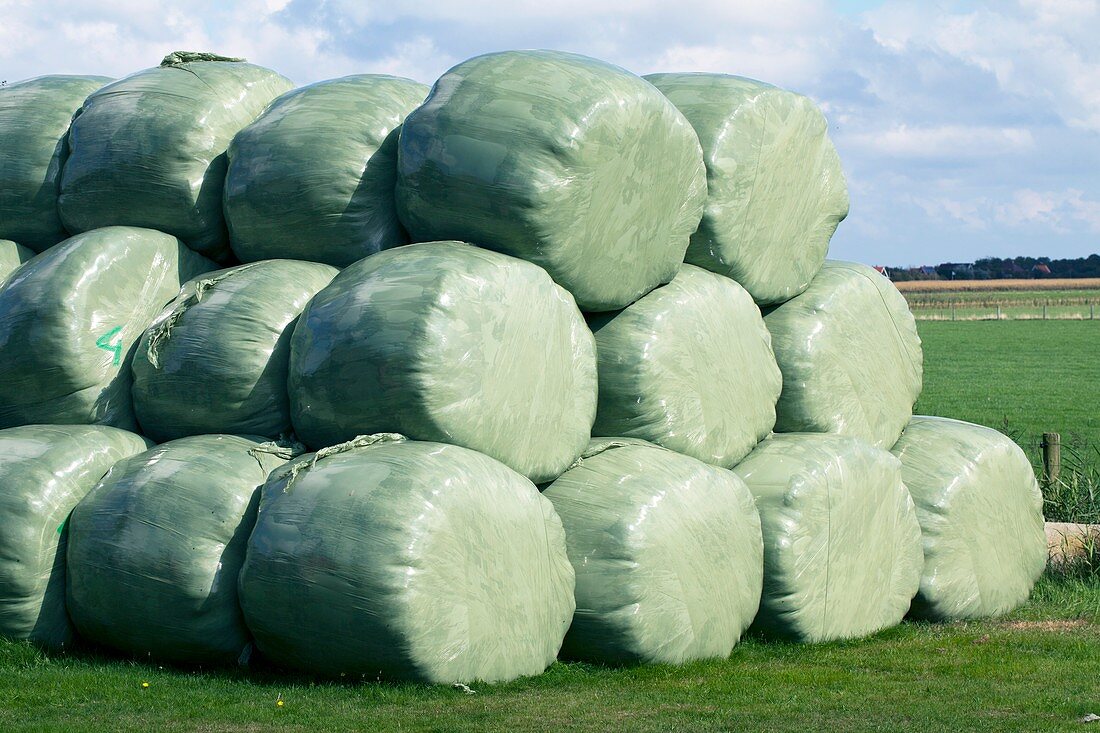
[1002,620,1091,631]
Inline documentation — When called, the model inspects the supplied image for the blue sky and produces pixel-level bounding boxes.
[2,0,1097,266]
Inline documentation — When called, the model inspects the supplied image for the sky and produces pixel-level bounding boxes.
[2,0,1097,266]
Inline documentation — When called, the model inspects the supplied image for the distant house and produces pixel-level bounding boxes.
[920,265,937,276]
[1032,263,1052,276]
[873,265,890,278]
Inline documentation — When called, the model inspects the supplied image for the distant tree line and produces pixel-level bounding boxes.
[885,254,1100,281]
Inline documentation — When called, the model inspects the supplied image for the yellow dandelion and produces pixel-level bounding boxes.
[141,682,150,689]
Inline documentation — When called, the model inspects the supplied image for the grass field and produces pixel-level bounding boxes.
[914,320,1100,453]
[1,572,1097,733]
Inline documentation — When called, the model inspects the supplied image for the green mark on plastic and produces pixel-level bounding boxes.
[96,326,124,366]
[56,521,65,535]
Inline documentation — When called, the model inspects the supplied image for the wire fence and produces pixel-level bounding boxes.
[909,301,1100,321]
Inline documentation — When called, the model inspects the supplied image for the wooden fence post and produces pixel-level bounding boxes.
[996,305,1001,320]
[1042,432,1061,486]
[1043,302,1048,320]
[952,303,956,321]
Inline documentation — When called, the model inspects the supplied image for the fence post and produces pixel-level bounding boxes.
[997,305,1001,320]
[952,303,956,321]
[1091,303,1095,320]
[1043,302,1047,320]
[1042,432,1061,486]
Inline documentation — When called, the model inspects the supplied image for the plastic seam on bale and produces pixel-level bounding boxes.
[145,262,264,369]
[274,433,408,490]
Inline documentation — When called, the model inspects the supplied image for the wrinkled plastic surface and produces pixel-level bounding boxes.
[544,438,763,665]
[590,265,781,468]
[0,240,35,286]
[0,226,215,431]
[396,50,707,312]
[734,433,923,642]
[239,435,575,683]
[764,261,923,449]
[0,425,151,648]
[58,54,292,261]
[225,75,429,267]
[132,260,338,442]
[66,435,293,664]
[645,73,849,306]
[0,75,111,251]
[289,242,597,483]
[891,416,1047,620]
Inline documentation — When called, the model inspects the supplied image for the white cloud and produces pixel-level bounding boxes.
[842,124,1035,158]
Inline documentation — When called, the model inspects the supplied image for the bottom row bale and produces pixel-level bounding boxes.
[66,434,294,664]
[891,416,1047,620]
[734,433,924,642]
[239,435,576,684]
[0,425,151,648]
[544,438,763,666]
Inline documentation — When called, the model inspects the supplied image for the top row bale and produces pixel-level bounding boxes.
[395,50,709,312]
[0,75,110,250]
[58,53,292,262]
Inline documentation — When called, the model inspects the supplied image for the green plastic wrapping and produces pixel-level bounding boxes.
[890,416,1047,620]
[239,435,575,683]
[0,226,215,431]
[58,53,292,261]
[225,75,429,267]
[0,75,111,251]
[764,261,923,449]
[734,433,923,642]
[0,240,35,286]
[289,241,597,483]
[544,438,763,665]
[395,50,707,312]
[131,260,338,442]
[0,425,151,648]
[590,265,781,468]
[644,73,849,306]
[66,435,294,664]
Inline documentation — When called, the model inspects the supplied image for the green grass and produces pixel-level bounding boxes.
[914,321,1100,453]
[1,572,1097,733]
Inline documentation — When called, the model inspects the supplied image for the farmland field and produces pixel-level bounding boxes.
[896,279,1100,320]
[914,320,1100,455]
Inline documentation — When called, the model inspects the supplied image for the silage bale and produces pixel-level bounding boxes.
[590,265,781,468]
[645,73,849,306]
[0,75,111,251]
[58,53,292,261]
[131,260,338,442]
[225,75,429,267]
[0,425,151,648]
[764,261,922,449]
[289,241,597,483]
[0,226,215,431]
[543,438,763,665]
[238,435,575,683]
[0,240,35,286]
[733,433,923,642]
[395,50,707,312]
[890,416,1047,620]
[66,434,294,664]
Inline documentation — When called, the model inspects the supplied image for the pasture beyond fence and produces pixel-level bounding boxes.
[896,279,1100,321]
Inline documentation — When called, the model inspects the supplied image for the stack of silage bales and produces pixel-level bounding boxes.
[0,49,1048,684]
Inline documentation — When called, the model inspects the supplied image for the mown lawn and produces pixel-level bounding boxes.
[1,573,1097,733]
[914,320,1100,453]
